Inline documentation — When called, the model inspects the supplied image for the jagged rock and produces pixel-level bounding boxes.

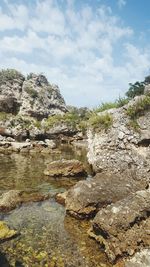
[0,69,25,114]
[65,172,148,219]
[0,70,67,119]
[87,95,150,181]
[0,190,50,212]
[19,73,67,119]
[44,159,87,177]
[89,189,150,263]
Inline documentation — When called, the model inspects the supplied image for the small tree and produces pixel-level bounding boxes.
[125,81,145,99]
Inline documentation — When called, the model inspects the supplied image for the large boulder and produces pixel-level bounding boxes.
[44,159,87,177]
[89,188,150,263]
[65,172,148,219]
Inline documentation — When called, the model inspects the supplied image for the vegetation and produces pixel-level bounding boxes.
[0,112,11,121]
[125,82,145,99]
[88,112,113,131]
[0,69,24,86]
[95,97,129,113]
[24,86,38,99]
[126,95,150,119]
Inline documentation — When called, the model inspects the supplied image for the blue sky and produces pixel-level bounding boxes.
[0,0,150,107]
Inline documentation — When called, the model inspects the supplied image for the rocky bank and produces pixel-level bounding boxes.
[62,87,150,265]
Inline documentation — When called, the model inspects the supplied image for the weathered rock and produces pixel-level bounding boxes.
[125,249,150,267]
[44,159,87,177]
[65,172,148,219]
[19,73,67,119]
[45,139,56,149]
[89,188,150,262]
[0,190,50,212]
[0,221,17,241]
[0,70,67,120]
[55,191,68,205]
[87,95,150,181]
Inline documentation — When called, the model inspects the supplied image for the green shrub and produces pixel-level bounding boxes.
[126,96,150,119]
[125,82,145,99]
[88,112,113,131]
[24,86,38,99]
[0,112,10,121]
[95,97,129,113]
[127,119,140,132]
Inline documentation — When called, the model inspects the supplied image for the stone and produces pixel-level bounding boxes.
[65,172,148,219]
[55,191,68,205]
[0,190,50,212]
[125,249,150,267]
[44,159,87,177]
[45,139,56,149]
[89,188,150,263]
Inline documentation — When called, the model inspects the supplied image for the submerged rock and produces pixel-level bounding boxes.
[65,172,148,219]
[125,249,150,267]
[44,159,87,177]
[0,221,17,241]
[0,190,50,212]
[89,188,150,263]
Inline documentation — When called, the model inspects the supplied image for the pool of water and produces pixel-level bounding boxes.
[0,145,113,267]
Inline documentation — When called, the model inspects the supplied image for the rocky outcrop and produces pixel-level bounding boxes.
[65,172,148,219]
[19,73,67,118]
[0,69,25,114]
[44,159,87,177]
[0,70,67,119]
[0,190,50,212]
[87,96,150,181]
[89,188,150,263]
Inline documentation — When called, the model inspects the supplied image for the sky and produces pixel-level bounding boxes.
[0,0,150,107]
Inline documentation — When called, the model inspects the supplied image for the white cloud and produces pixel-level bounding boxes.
[0,0,149,107]
[117,0,126,9]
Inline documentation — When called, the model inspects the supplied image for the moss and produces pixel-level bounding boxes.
[88,112,113,131]
[0,221,17,240]
[33,120,41,129]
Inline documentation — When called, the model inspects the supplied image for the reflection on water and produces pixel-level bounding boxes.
[0,145,112,267]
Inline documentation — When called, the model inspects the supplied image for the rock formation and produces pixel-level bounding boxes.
[87,95,150,181]
[89,188,150,262]
[44,159,87,177]
[0,69,67,119]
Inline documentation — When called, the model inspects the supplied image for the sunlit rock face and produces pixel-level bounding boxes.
[0,70,67,118]
[87,95,150,181]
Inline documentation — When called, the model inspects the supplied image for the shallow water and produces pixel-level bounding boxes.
[0,145,112,267]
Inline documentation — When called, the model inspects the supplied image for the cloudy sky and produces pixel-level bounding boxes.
[0,0,150,107]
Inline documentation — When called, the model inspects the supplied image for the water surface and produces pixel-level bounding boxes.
[0,146,112,267]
